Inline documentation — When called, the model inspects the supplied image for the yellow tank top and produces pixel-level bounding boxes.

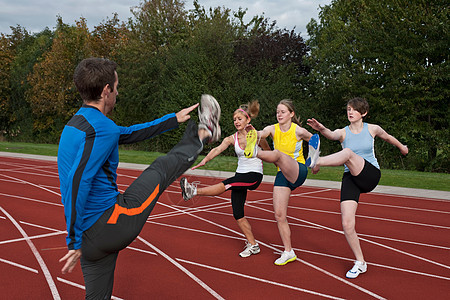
[273,123,305,169]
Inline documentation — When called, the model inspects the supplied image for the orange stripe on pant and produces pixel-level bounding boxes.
[107,184,160,224]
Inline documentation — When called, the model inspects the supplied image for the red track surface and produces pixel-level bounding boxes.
[0,155,449,299]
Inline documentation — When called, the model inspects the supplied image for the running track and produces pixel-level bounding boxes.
[0,154,449,299]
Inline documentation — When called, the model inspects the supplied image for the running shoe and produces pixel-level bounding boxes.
[346,261,367,279]
[239,241,261,258]
[244,129,258,158]
[274,250,297,266]
[305,133,320,168]
[180,177,197,201]
[198,94,221,143]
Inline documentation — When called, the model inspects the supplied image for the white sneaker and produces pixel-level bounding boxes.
[180,177,198,201]
[305,133,320,168]
[274,250,297,266]
[239,242,260,258]
[346,261,367,279]
[198,94,221,143]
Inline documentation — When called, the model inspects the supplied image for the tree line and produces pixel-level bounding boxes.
[0,0,448,172]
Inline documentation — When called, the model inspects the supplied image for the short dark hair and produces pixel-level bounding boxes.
[347,97,369,115]
[73,57,117,102]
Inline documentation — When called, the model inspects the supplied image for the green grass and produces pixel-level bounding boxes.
[1,141,449,191]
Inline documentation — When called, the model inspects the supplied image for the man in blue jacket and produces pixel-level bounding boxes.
[58,57,220,299]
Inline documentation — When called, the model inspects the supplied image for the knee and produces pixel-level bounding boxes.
[273,149,282,160]
[342,148,355,160]
[274,211,286,223]
[341,218,355,234]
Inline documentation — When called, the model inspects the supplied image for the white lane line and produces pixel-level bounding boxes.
[137,236,225,300]
[255,191,450,216]
[56,278,124,300]
[257,201,450,230]
[283,246,450,281]
[146,221,450,282]
[0,174,61,196]
[0,231,65,245]
[177,258,346,300]
[0,192,62,207]
[0,258,39,273]
[0,206,60,299]
[246,203,450,270]
[155,202,386,299]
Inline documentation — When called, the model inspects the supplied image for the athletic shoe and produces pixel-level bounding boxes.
[346,261,367,279]
[180,177,197,201]
[239,242,261,258]
[198,94,221,143]
[305,133,320,168]
[274,250,297,266]
[244,129,258,158]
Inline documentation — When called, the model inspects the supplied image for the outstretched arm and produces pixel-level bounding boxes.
[191,135,233,170]
[307,118,344,141]
[370,124,409,155]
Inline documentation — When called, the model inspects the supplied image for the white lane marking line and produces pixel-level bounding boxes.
[137,236,225,300]
[177,258,346,300]
[56,278,124,300]
[0,258,39,273]
[0,206,61,299]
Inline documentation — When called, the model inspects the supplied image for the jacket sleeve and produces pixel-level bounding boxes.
[118,113,178,144]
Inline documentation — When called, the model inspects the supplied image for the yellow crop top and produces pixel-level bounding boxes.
[273,123,305,169]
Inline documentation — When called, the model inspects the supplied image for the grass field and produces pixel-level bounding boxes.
[0,141,448,191]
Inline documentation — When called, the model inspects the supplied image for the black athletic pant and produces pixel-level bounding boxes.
[80,120,203,299]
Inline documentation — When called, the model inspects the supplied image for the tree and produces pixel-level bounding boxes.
[306,0,449,171]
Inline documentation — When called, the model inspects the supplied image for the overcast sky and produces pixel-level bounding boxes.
[0,0,332,38]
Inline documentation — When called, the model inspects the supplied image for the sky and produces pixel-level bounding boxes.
[0,0,332,38]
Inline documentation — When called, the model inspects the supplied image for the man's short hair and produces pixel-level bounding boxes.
[73,58,117,102]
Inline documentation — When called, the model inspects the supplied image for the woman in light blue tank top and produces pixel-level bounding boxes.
[306,97,408,279]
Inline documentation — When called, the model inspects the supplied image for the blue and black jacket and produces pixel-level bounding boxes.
[57,104,178,250]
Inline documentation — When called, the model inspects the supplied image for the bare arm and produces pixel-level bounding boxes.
[307,118,344,141]
[258,137,272,151]
[258,125,274,139]
[296,126,313,141]
[191,135,234,170]
[369,124,409,155]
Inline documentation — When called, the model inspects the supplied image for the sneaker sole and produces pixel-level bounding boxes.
[244,129,257,158]
[180,177,189,201]
[274,255,297,266]
[200,94,221,142]
[306,134,320,168]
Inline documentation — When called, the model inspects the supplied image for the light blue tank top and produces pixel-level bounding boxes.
[341,123,379,172]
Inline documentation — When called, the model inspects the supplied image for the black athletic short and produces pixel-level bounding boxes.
[340,160,381,202]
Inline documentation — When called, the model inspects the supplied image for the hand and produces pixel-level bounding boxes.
[312,165,320,174]
[400,145,409,155]
[244,124,255,133]
[306,118,324,132]
[176,103,199,123]
[191,160,206,170]
[59,249,82,274]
